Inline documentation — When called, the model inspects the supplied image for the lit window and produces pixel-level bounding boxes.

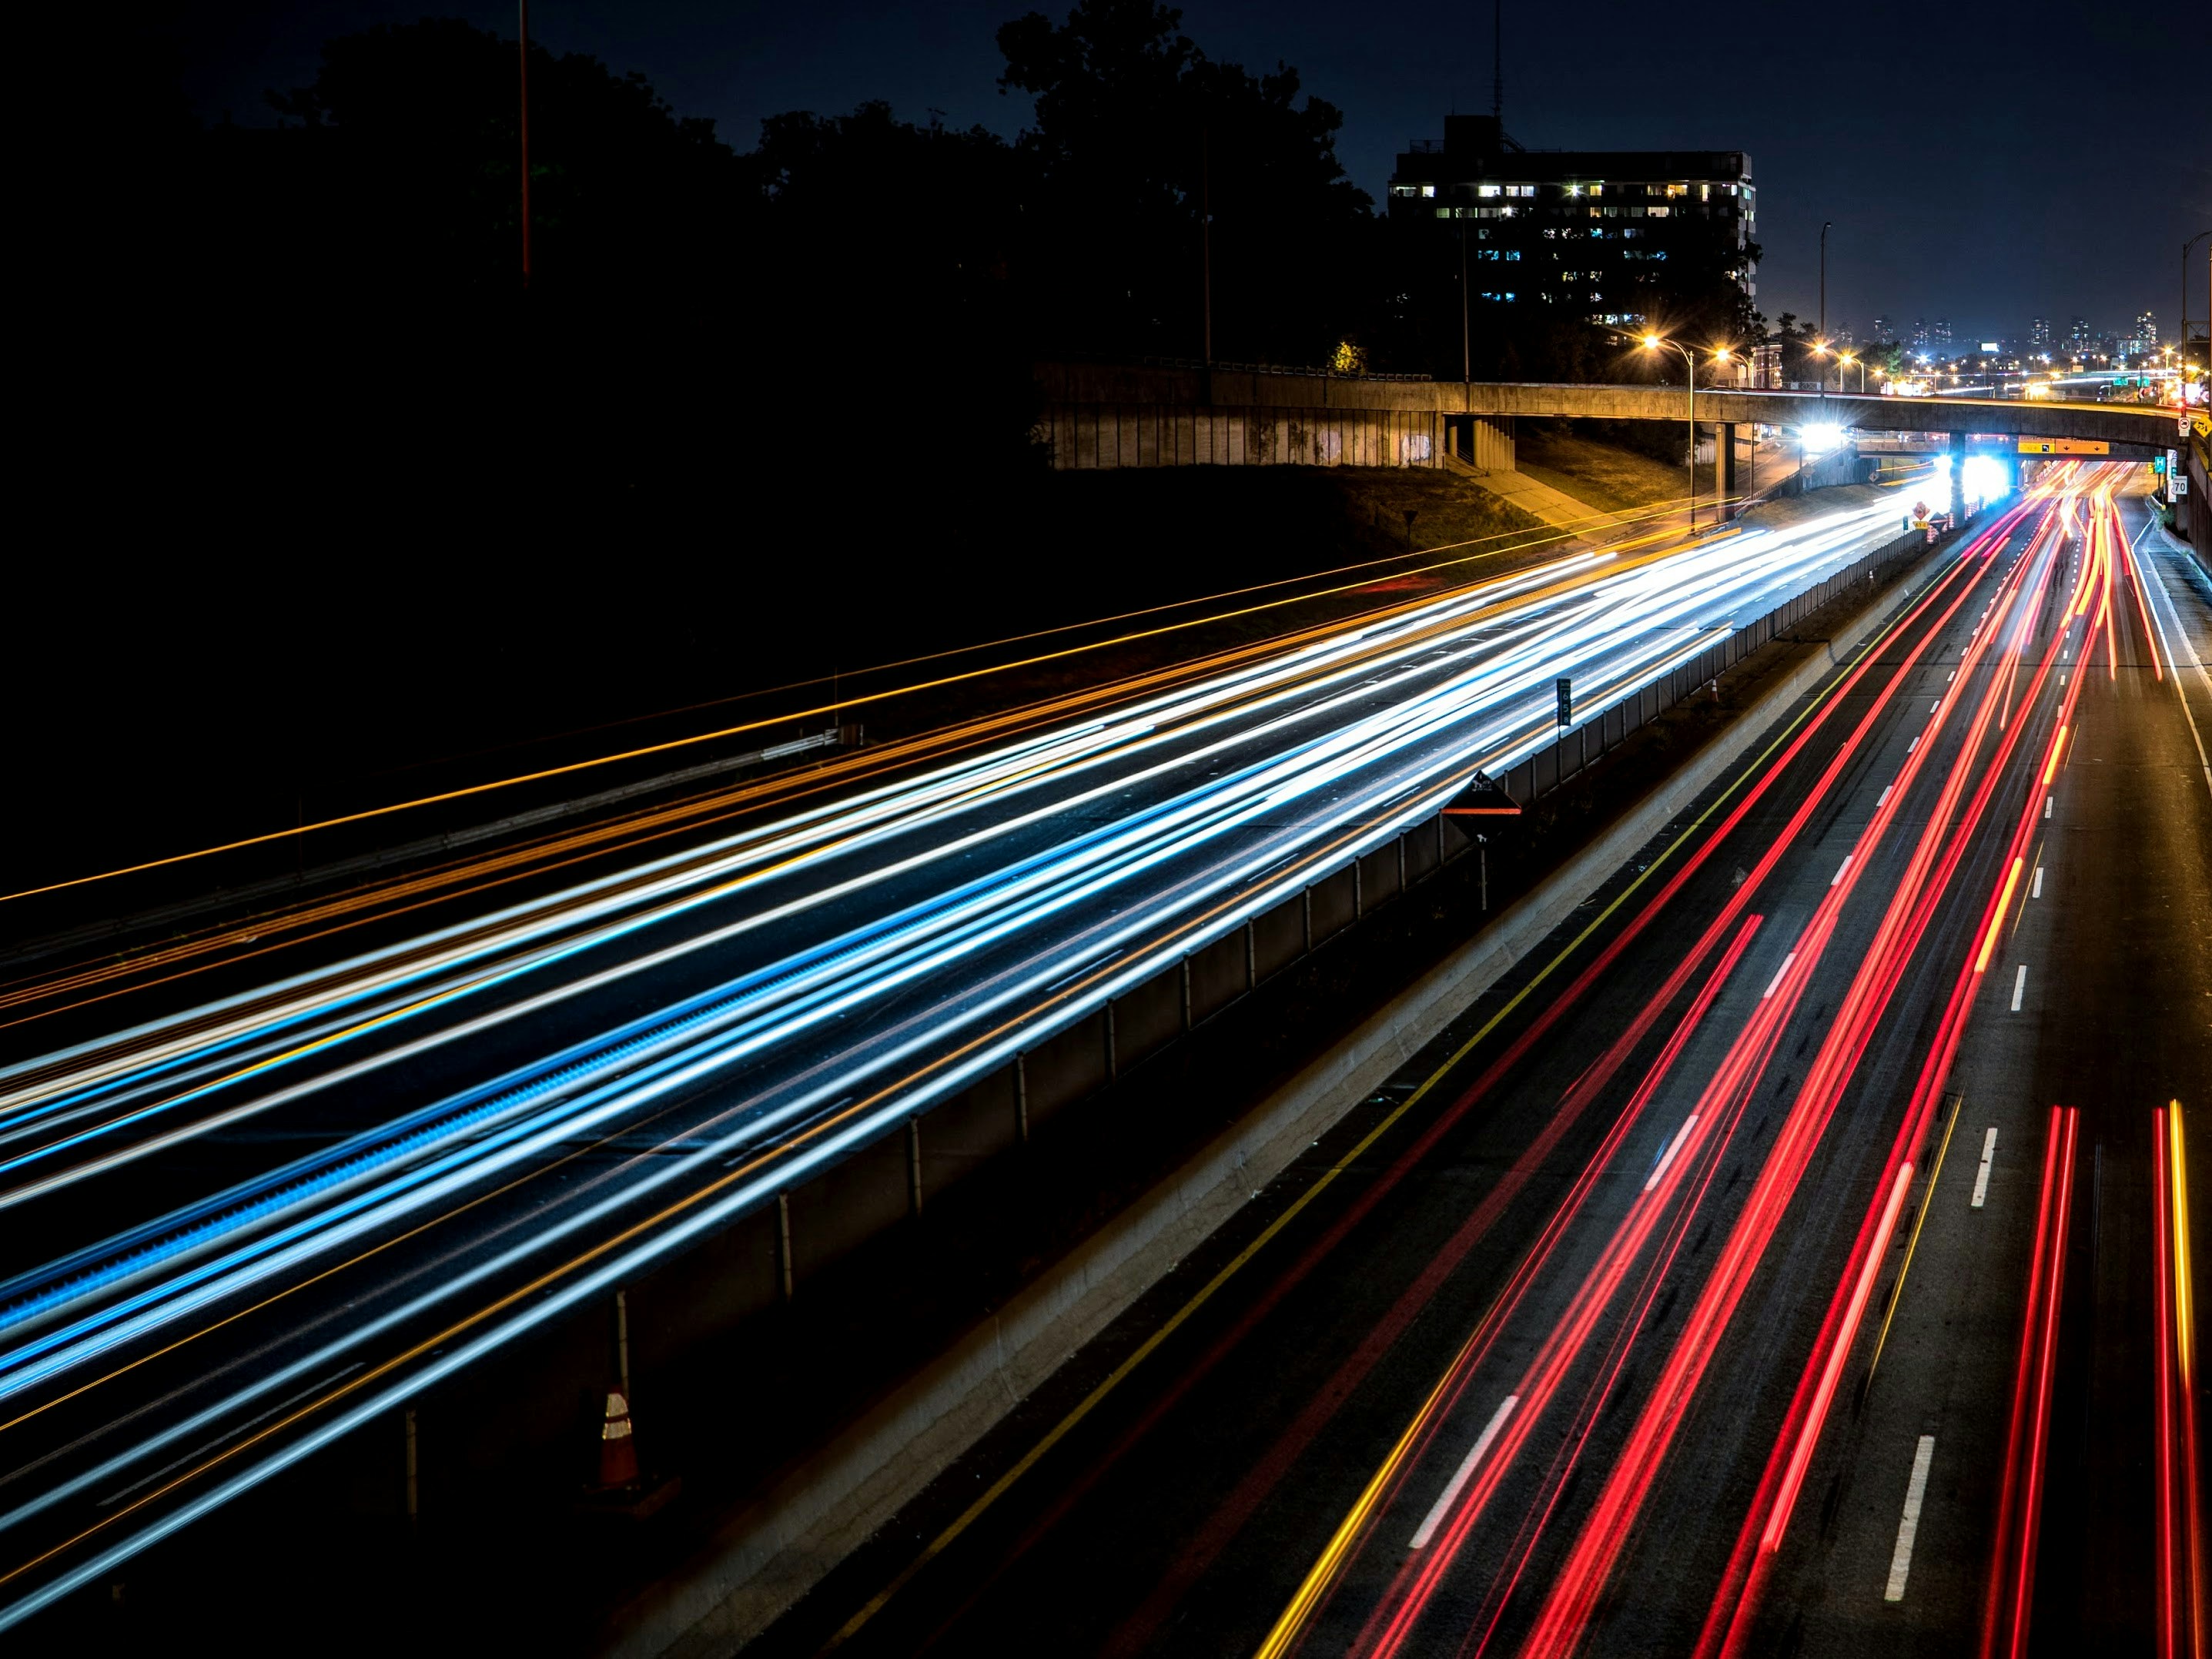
[1478,249,1498,261]
[1665,182,1688,197]
[1648,206,1668,218]
[1390,185,1421,197]
[1421,185,1435,198]
[1477,184,1501,197]
[1504,250,1521,260]
[1588,184,1604,196]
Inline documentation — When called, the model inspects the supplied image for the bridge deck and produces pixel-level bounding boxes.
[1036,362,2185,456]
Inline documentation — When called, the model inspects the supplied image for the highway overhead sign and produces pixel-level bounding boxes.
[2018,438,2109,455]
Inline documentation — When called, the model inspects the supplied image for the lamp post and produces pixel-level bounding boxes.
[2187,229,2211,400]
[1819,220,1832,396]
[1839,351,1865,393]
[1819,221,1831,337]
[518,0,532,289]
[1713,346,1738,509]
[1643,333,1699,533]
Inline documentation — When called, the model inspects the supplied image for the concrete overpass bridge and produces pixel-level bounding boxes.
[1034,360,2190,483]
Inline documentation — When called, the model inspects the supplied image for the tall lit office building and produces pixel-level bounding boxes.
[1387,116,1755,329]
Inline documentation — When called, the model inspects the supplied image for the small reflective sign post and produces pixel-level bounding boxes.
[1556,677,1573,727]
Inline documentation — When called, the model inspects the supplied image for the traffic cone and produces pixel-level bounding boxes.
[596,1386,640,1490]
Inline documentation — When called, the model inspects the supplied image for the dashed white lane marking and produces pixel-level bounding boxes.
[1886,1435,1938,1601]
[1832,856,1853,887]
[1645,1115,1701,1192]
[2011,965,2028,1012]
[1972,1127,1998,1208]
[1879,784,1894,808]
[1908,735,1919,755]
[2031,865,2043,898]
[1410,1395,1519,1550]
[1932,701,1942,713]
[2044,794,2053,820]
[1763,952,1797,999]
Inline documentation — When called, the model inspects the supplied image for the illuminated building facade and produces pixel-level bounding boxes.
[1387,116,1755,329]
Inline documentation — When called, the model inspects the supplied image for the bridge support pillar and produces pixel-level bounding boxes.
[1716,423,1738,520]
[1949,431,1967,520]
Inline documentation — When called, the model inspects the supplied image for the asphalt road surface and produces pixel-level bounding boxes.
[749,463,2210,1659]
[0,496,1922,1631]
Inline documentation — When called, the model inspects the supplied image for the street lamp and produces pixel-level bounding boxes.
[2186,230,2210,400]
[1839,350,1866,393]
[1643,333,1701,532]
[1819,221,1832,341]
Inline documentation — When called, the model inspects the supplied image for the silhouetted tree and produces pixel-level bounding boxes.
[996,0,1375,363]
[253,19,744,303]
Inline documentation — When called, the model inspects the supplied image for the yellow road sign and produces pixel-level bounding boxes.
[2018,437,2109,455]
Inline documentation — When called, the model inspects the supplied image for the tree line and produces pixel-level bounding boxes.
[113,3,1769,385]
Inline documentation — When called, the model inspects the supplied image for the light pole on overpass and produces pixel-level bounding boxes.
[1643,333,1699,533]
[2187,229,2210,397]
[518,0,532,289]
[1819,219,1832,395]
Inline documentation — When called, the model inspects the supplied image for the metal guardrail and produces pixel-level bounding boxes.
[1488,518,1950,812]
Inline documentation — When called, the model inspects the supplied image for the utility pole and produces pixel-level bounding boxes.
[1461,219,1471,386]
[2187,230,2211,394]
[518,0,532,289]
[1201,128,1213,366]
[1492,0,1503,123]
[1819,220,1832,393]
[1641,335,1698,533]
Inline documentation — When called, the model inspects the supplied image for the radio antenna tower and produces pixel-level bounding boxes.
[1492,0,1502,122]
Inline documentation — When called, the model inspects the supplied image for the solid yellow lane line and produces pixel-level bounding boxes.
[1864,1092,1966,1386]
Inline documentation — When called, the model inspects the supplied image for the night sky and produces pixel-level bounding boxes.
[177,0,2207,345]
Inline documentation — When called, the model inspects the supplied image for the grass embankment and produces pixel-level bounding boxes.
[7,464,1554,937]
[800,467,1551,738]
[1514,418,1697,515]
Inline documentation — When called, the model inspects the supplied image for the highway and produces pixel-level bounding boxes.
[0,493,1929,1630]
[745,464,2211,1658]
